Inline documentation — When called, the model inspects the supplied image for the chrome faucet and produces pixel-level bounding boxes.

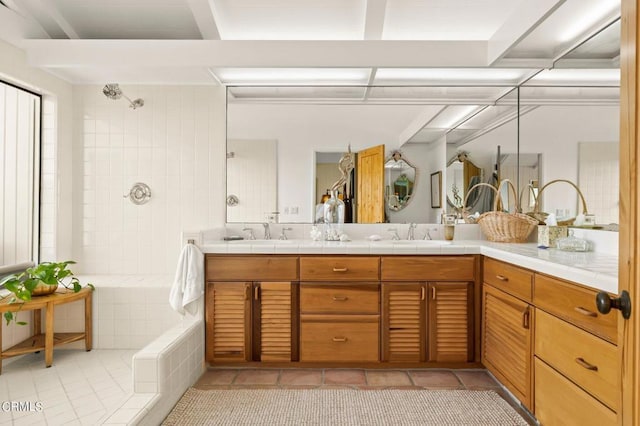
[407,223,417,240]
[262,223,271,240]
[279,227,293,240]
[388,228,400,240]
[242,227,256,240]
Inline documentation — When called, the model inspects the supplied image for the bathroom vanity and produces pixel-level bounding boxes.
[205,253,479,366]
[202,238,619,421]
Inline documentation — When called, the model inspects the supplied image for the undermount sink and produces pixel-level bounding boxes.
[372,240,452,245]
[228,239,295,245]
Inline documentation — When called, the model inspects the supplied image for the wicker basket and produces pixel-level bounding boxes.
[477,179,538,243]
[461,182,499,224]
[529,179,588,226]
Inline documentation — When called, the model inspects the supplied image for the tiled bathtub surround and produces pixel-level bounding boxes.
[103,318,205,425]
[84,275,182,349]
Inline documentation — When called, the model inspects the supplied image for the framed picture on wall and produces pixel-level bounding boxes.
[431,171,442,208]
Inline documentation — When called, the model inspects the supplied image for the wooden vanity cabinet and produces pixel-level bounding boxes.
[205,255,298,363]
[381,256,476,363]
[382,282,426,362]
[482,258,534,411]
[206,281,252,362]
[428,282,473,362]
[533,274,619,422]
[299,256,380,363]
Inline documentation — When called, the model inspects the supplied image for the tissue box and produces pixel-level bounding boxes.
[537,225,568,248]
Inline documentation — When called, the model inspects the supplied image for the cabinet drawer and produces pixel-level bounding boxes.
[300,257,379,281]
[535,358,616,426]
[300,315,379,362]
[300,283,379,314]
[381,256,474,281]
[534,274,617,344]
[483,258,533,302]
[206,256,298,281]
[535,310,618,411]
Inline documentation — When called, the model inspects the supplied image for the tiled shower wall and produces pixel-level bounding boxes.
[579,141,619,225]
[73,85,226,275]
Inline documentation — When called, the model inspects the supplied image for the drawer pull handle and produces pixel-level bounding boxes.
[575,357,598,371]
[496,275,509,282]
[332,337,348,342]
[574,306,598,317]
[332,296,348,301]
[333,267,348,272]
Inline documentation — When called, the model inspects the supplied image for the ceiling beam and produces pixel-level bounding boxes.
[364,0,387,40]
[0,1,49,44]
[23,40,489,68]
[186,0,221,40]
[397,106,445,146]
[21,0,79,39]
[487,0,566,65]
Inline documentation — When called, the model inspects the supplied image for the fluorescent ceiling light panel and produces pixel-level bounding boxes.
[214,68,371,85]
[528,69,620,84]
[429,105,481,129]
[558,0,620,43]
[375,68,528,83]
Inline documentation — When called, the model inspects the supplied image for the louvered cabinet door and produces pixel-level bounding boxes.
[482,284,533,410]
[427,282,473,362]
[254,282,293,362]
[382,283,426,362]
[206,282,251,362]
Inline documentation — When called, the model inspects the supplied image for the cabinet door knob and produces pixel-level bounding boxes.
[596,290,632,319]
[332,267,348,272]
[332,337,348,342]
[575,357,598,371]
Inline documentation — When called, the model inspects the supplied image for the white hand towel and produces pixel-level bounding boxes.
[169,244,204,316]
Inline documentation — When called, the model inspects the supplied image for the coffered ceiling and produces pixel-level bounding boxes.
[0,0,621,147]
[0,0,620,85]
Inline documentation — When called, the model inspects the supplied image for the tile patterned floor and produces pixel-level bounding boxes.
[195,368,536,424]
[0,349,135,426]
[0,352,535,426]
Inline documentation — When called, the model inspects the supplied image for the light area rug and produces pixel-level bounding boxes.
[162,388,528,425]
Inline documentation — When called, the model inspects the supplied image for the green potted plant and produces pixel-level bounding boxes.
[0,260,93,325]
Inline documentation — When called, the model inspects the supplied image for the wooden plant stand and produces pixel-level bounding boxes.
[0,287,93,374]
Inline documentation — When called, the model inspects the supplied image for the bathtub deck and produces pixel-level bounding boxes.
[0,349,135,425]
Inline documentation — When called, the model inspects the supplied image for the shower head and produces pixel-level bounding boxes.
[102,83,144,109]
[103,83,122,100]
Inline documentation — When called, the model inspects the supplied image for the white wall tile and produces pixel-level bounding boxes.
[74,85,226,275]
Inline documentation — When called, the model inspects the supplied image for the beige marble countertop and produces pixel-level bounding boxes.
[200,239,618,294]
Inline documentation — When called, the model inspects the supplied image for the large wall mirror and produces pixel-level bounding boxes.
[226,85,518,224]
[226,16,619,227]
